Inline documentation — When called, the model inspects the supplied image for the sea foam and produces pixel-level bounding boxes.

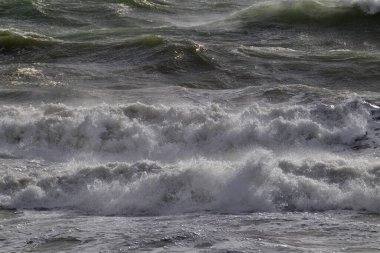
[1,151,379,215]
[353,0,380,14]
[0,97,379,215]
[0,98,376,162]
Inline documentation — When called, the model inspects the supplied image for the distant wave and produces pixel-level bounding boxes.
[237,46,380,63]
[229,0,380,25]
[0,0,46,19]
[120,0,172,11]
[0,0,173,29]
[0,0,86,26]
[0,0,172,17]
[0,30,168,51]
[0,31,217,78]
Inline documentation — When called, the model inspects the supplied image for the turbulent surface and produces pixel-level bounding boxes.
[1,0,380,252]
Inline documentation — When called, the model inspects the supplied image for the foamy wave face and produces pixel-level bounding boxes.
[0,98,377,161]
[1,152,380,215]
[353,0,380,14]
[0,97,378,215]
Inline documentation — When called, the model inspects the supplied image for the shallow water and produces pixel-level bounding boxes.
[1,210,380,252]
[1,0,380,252]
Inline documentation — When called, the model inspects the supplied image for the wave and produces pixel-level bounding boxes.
[1,151,380,215]
[237,46,380,63]
[0,0,173,29]
[0,30,57,50]
[0,30,169,51]
[0,0,87,26]
[116,0,172,11]
[353,0,380,14]
[0,98,378,162]
[74,0,172,11]
[230,0,380,26]
[0,32,217,82]
[0,0,46,19]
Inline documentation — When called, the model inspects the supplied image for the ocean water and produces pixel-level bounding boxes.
[1,0,380,252]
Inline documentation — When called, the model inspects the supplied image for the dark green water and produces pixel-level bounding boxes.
[1,0,380,96]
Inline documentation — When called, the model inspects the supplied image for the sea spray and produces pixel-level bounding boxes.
[1,151,380,215]
[0,98,376,161]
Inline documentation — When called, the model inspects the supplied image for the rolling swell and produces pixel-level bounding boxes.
[109,0,172,11]
[0,32,218,85]
[237,46,380,65]
[0,31,167,54]
[0,30,57,51]
[0,0,86,26]
[230,0,380,26]
[0,0,175,30]
[0,0,46,19]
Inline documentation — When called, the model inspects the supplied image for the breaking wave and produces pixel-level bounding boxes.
[1,152,380,215]
[0,98,378,161]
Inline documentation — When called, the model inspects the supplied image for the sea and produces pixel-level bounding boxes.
[1,0,380,252]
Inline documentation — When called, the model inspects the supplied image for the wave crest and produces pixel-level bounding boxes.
[0,30,56,51]
[0,98,378,162]
[1,153,380,215]
[230,0,380,25]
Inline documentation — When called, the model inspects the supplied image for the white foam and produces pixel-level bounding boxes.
[352,0,380,14]
[1,150,379,215]
[0,97,378,215]
[0,98,376,162]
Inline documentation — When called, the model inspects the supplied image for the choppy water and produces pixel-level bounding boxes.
[1,0,380,252]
